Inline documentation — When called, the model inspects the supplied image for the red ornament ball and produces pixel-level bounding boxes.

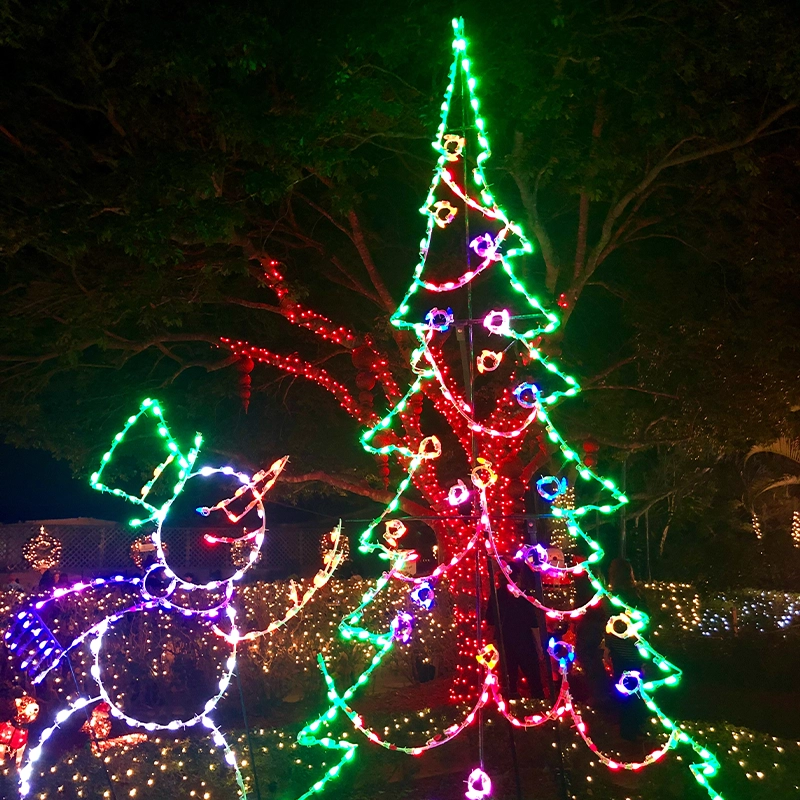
[355,371,377,391]
[371,430,393,448]
[351,345,376,371]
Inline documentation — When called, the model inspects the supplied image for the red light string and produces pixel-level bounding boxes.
[255,258,359,347]
[221,339,373,424]
[568,693,678,771]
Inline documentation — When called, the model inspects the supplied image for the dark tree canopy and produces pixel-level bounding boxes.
[1,0,799,587]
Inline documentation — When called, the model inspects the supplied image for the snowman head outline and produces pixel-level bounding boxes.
[91,398,287,608]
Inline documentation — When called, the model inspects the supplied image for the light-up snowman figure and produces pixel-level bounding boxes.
[6,398,345,797]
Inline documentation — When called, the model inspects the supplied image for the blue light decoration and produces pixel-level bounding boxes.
[425,307,454,332]
[547,638,576,672]
[7,398,346,798]
[410,582,435,610]
[616,670,643,696]
[535,475,568,502]
[512,382,539,409]
[390,612,414,644]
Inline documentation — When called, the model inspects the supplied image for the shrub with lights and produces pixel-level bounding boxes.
[1,577,798,797]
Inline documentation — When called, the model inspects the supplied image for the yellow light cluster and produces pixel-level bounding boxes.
[644,581,800,636]
[0,682,797,798]
[1,578,457,713]
[548,486,575,551]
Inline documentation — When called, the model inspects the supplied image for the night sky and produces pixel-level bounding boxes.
[0,441,121,524]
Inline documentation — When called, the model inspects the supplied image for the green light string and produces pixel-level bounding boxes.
[361,375,431,458]
[391,19,551,334]
[295,585,397,797]
[568,686,721,796]
[356,451,432,559]
[89,397,201,527]
[478,471,690,694]
[478,468,724,785]
[482,489,693,692]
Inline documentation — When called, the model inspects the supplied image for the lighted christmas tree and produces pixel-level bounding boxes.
[279,18,725,800]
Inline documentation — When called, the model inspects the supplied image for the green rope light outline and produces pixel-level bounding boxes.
[89,397,202,527]
[295,18,724,800]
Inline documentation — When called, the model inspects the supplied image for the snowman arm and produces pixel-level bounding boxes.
[30,600,143,686]
[216,523,346,643]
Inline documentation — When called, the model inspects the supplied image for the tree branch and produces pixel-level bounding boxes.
[221,338,374,424]
[223,296,283,314]
[584,356,637,385]
[282,471,431,518]
[511,132,560,292]
[232,244,359,348]
[28,84,127,136]
[0,124,33,153]
[581,384,680,400]
[346,208,396,314]
[586,102,798,280]
[574,192,590,282]
[574,91,607,282]
[0,333,222,365]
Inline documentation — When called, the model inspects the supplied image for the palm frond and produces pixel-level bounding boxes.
[755,475,800,496]
[745,437,800,465]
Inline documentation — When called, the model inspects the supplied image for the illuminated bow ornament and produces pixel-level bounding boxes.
[417,435,443,460]
[425,307,454,332]
[536,475,567,501]
[10,398,345,798]
[390,612,414,644]
[615,670,643,697]
[383,520,407,548]
[483,309,511,336]
[606,613,640,640]
[465,768,492,800]
[432,200,458,228]
[476,350,503,374]
[513,382,539,409]
[469,233,499,259]
[470,458,497,490]
[447,479,470,506]
[442,134,465,161]
[410,582,435,610]
[476,643,499,671]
